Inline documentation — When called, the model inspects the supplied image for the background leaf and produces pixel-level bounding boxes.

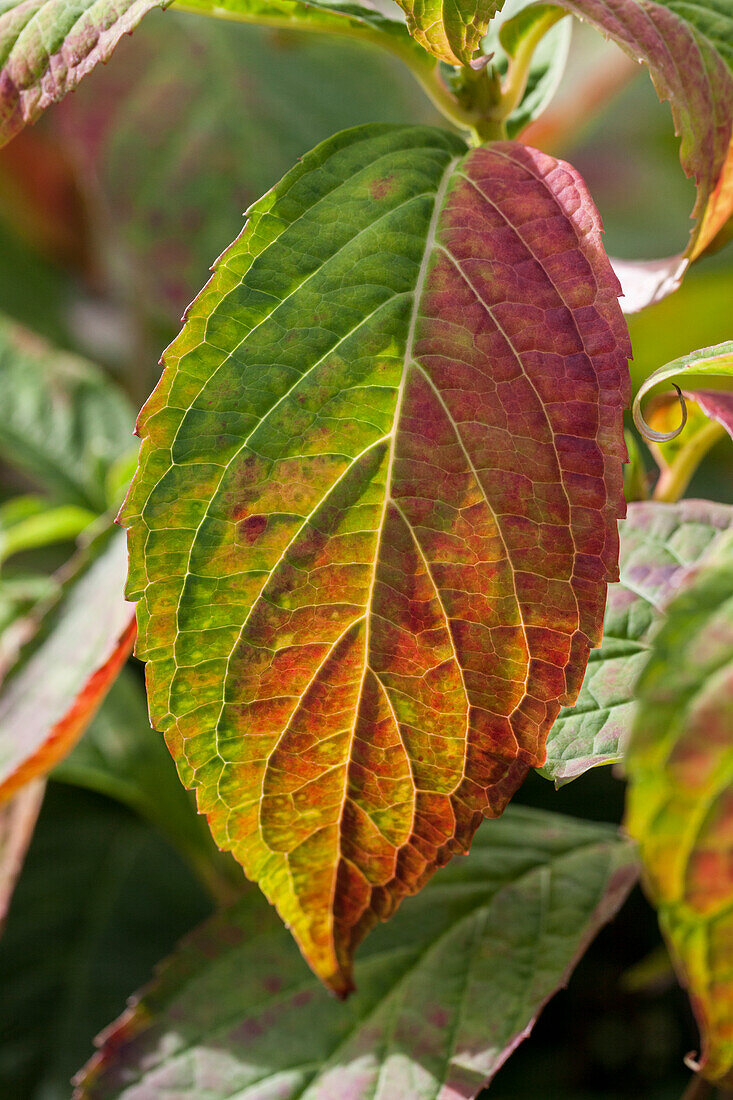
[0,782,212,1099]
[121,123,630,990]
[0,777,43,932]
[55,669,242,904]
[75,806,638,1100]
[625,549,733,1085]
[52,11,438,334]
[541,499,733,785]
[0,527,135,801]
[0,0,170,145]
[0,315,134,511]
[554,0,733,309]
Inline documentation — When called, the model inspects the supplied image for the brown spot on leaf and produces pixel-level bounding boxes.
[238,514,267,543]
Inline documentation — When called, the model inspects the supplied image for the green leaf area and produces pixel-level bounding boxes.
[76,806,637,1100]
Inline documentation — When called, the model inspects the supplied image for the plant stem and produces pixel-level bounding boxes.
[652,420,726,502]
[494,10,567,121]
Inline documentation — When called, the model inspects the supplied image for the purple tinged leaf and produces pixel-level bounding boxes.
[74,807,638,1100]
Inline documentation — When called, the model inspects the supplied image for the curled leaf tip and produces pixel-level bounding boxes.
[634,383,688,442]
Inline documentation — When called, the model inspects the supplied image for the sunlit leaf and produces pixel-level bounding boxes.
[75,806,637,1100]
[392,0,500,64]
[0,527,135,802]
[633,341,733,442]
[55,669,242,904]
[0,777,43,933]
[0,0,171,145]
[541,499,733,784]
[625,550,733,1085]
[553,0,733,310]
[121,124,630,990]
[0,315,135,510]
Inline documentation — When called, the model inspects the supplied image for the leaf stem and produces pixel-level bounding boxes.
[652,419,726,502]
[494,10,567,121]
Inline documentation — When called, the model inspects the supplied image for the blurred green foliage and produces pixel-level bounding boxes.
[0,11,729,1097]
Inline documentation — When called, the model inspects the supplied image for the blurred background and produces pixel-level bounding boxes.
[0,8,730,1096]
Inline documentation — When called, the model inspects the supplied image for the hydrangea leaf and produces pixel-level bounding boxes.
[552,0,733,310]
[120,123,630,991]
[0,0,172,146]
[391,0,502,64]
[625,551,733,1085]
[541,499,733,785]
[74,807,638,1100]
[633,341,733,440]
[0,527,135,803]
[0,316,135,510]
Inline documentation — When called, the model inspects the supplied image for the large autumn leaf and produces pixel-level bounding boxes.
[625,549,733,1085]
[553,0,733,309]
[0,527,135,802]
[541,498,733,784]
[121,123,630,991]
[75,807,637,1100]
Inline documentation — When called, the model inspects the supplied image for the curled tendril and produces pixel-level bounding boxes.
[633,383,688,443]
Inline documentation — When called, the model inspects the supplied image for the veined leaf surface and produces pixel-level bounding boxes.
[541,499,733,784]
[0,0,171,145]
[121,124,631,992]
[0,528,135,802]
[626,551,733,1085]
[75,808,638,1100]
[392,0,501,64]
[554,0,733,310]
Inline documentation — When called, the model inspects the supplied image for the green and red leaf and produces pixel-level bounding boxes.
[541,498,733,784]
[625,548,733,1085]
[75,807,638,1100]
[0,528,135,802]
[121,124,631,990]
